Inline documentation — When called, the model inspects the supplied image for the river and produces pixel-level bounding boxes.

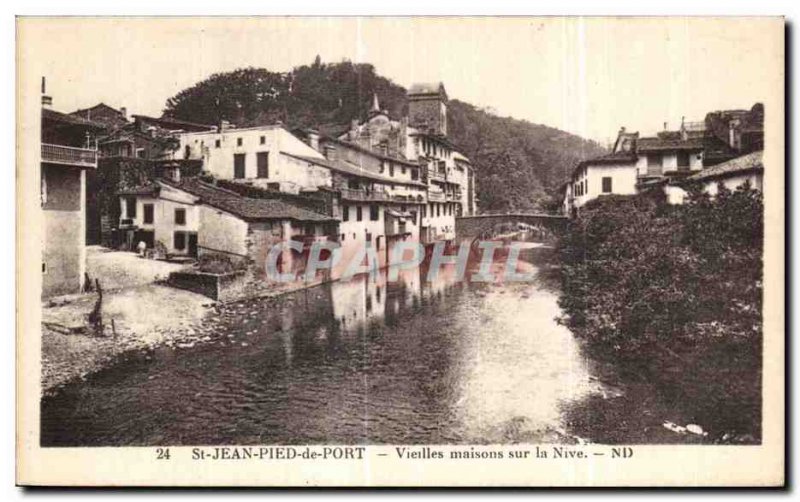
[41,238,704,446]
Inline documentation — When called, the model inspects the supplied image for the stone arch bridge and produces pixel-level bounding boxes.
[455,213,568,242]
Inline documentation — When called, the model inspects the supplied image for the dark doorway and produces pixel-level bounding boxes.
[257,151,269,178]
[187,233,198,258]
[234,153,246,179]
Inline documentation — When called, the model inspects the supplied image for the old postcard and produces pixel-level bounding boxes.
[16,16,785,487]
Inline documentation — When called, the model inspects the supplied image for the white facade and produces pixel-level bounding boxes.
[569,162,638,210]
[119,182,200,255]
[635,150,704,177]
[177,126,330,193]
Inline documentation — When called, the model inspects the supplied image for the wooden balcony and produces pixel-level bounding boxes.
[339,187,391,202]
[42,143,98,168]
[427,191,445,202]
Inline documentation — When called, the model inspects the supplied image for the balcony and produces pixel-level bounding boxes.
[339,187,391,202]
[427,191,445,202]
[428,170,446,182]
[42,143,98,168]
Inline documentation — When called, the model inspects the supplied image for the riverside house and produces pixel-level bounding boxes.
[119,174,338,278]
[563,103,765,213]
[40,95,103,297]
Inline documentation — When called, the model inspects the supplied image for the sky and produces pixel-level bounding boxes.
[18,17,783,144]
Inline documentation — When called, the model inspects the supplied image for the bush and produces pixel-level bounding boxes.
[558,184,763,437]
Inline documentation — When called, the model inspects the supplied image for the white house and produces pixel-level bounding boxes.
[564,151,639,213]
[118,176,200,257]
[681,150,764,198]
[176,124,331,194]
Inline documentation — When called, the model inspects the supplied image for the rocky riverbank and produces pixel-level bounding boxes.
[41,277,331,394]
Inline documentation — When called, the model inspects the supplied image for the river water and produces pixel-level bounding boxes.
[41,240,697,446]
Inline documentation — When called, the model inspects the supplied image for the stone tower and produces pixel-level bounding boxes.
[407,82,448,137]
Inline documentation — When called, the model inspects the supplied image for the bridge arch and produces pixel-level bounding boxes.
[455,213,567,242]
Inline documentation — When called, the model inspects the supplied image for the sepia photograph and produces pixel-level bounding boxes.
[15,14,785,487]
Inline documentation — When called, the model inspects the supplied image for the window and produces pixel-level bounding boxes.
[260,135,266,145]
[126,197,137,218]
[602,177,613,193]
[389,164,395,177]
[380,161,387,173]
[215,139,221,148]
[257,152,269,178]
[174,231,186,250]
[342,205,349,222]
[677,151,690,170]
[234,153,246,179]
[647,154,663,175]
[356,206,363,221]
[143,204,154,224]
[175,208,186,225]
[370,205,379,221]
[184,145,191,159]
[136,148,146,159]
[411,168,419,180]
[402,165,406,175]
[237,137,243,147]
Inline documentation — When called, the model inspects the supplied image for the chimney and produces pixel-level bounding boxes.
[680,116,688,140]
[619,126,626,134]
[324,144,337,161]
[307,129,320,151]
[349,119,359,140]
[41,76,52,108]
[663,122,668,131]
[163,163,181,183]
[220,120,231,132]
[120,107,127,119]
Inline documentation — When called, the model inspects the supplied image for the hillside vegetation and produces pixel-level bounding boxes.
[163,58,606,212]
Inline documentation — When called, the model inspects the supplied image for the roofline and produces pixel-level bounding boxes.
[177,123,287,136]
[132,114,216,131]
[571,155,638,178]
[280,151,426,188]
[682,165,764,184]
[159,177,338,223]
[322,136,421,167]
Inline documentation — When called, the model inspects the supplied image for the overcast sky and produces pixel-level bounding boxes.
[19,17,782,144]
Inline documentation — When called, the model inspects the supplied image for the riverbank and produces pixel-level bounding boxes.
[41,276,333,394]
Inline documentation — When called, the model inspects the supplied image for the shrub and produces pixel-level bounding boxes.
[558,184,763,437]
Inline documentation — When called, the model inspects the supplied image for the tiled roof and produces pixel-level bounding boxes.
[281,151,426,188]
[637,136,705,152]
[42,108,106,130]
[132,114,215,132]
[159,178,336,222]
[687,150,763,182]
[325,136,420,167]
[571,151,637,177]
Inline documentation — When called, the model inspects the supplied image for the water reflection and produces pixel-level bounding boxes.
[41,244,604,446]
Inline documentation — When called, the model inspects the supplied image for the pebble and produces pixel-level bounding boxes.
[686,424,705,436]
